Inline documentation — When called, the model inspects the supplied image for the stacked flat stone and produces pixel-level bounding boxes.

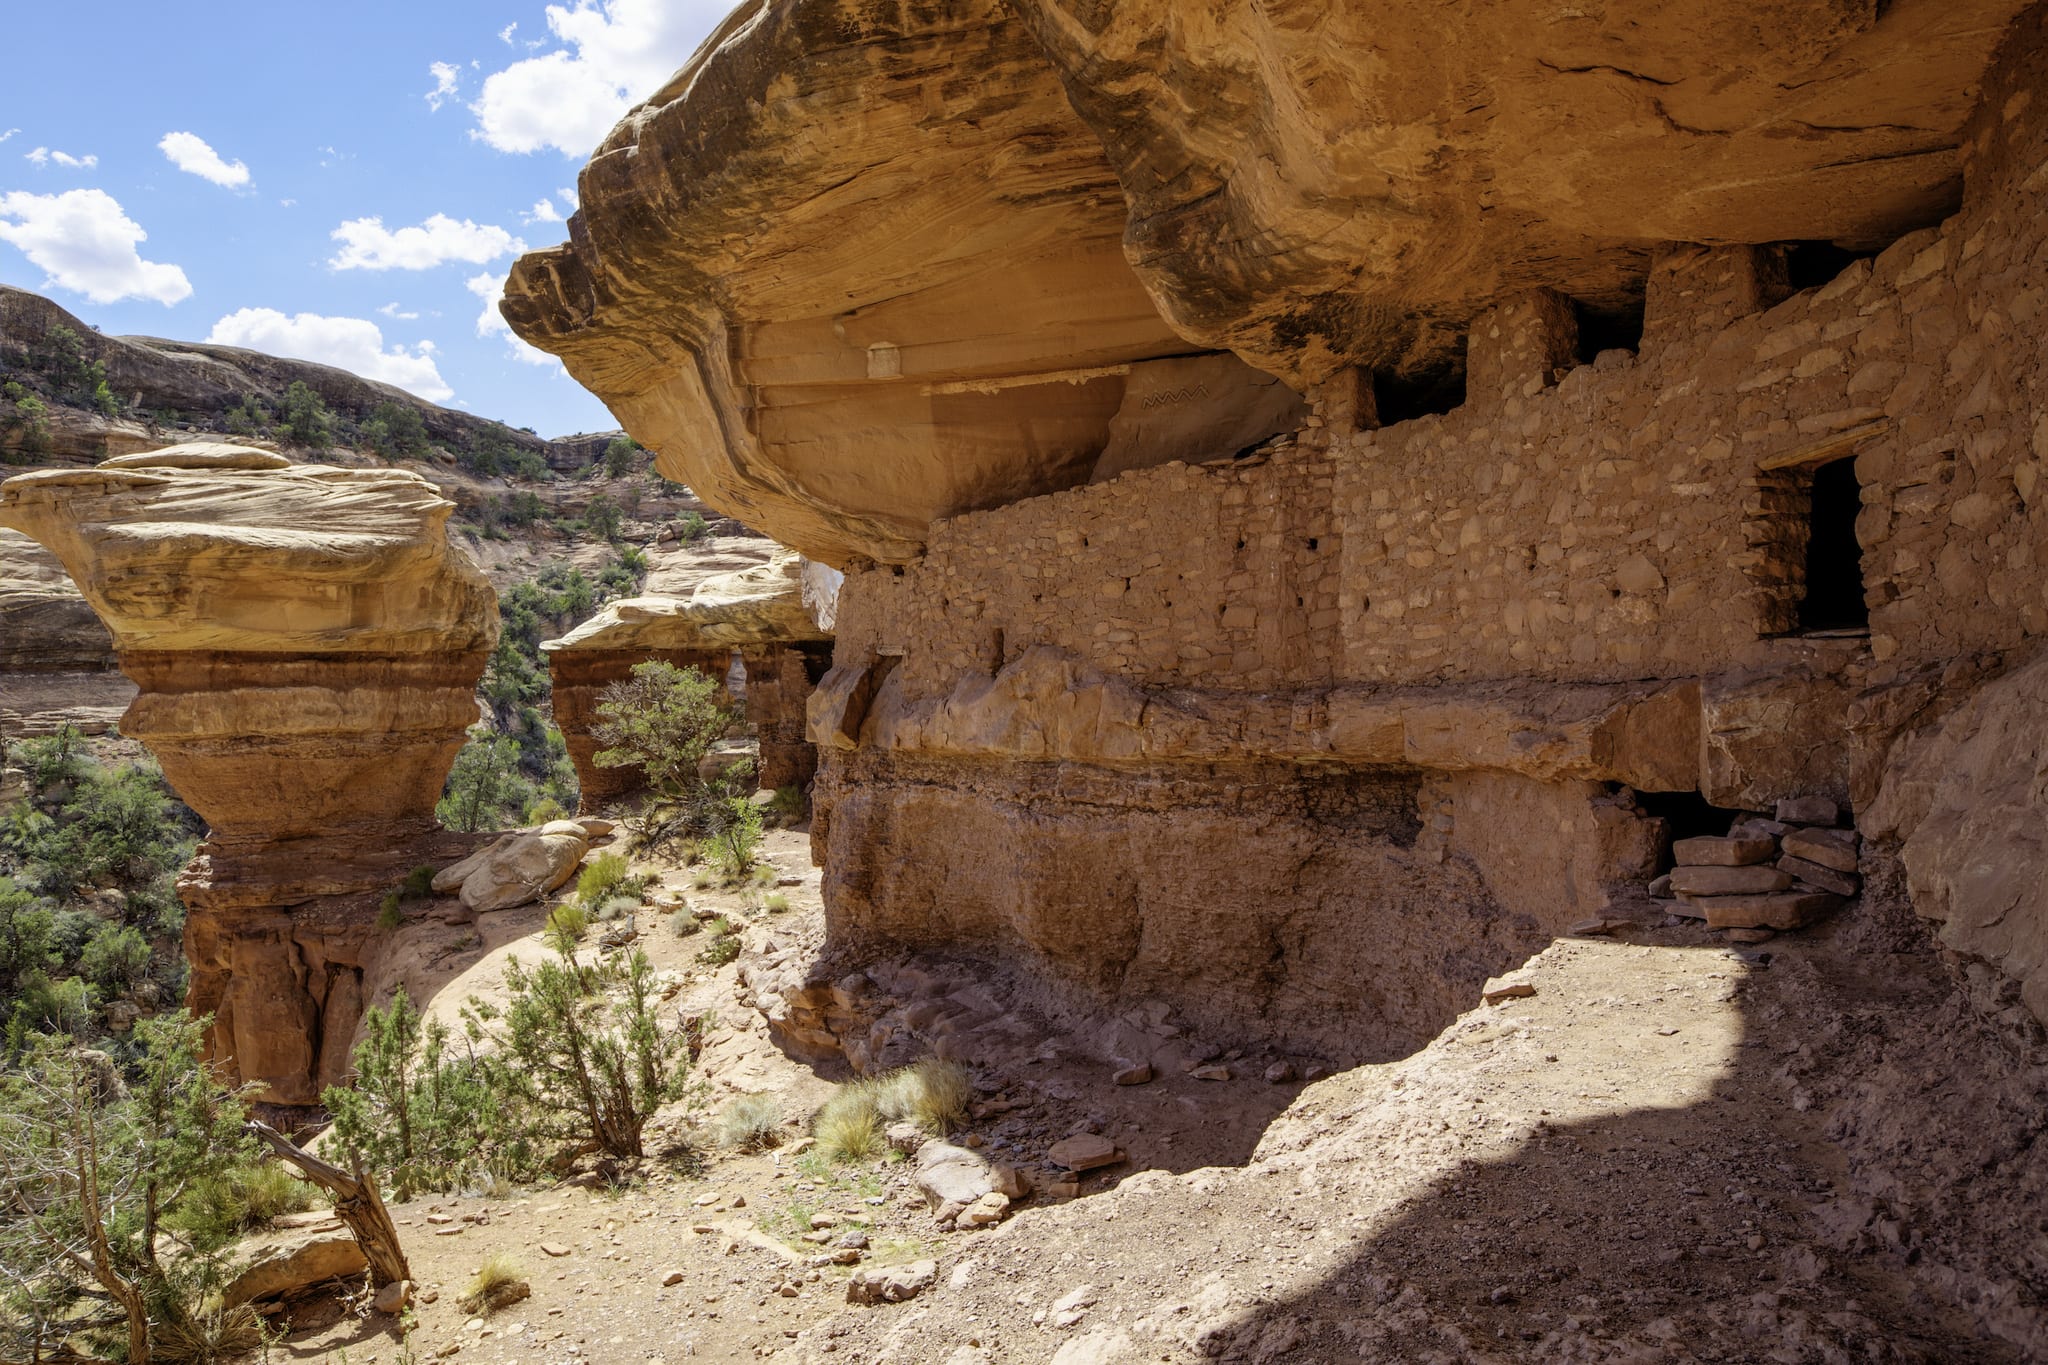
[1653,796,1860,933]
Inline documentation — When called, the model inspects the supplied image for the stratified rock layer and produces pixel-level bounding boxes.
[545,548,832,805]
[0,527,133,735]
[0,444,499,1103]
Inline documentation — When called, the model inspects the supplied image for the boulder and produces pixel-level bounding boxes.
[222,1228,367,1307]
[457,827,590,913]
[1047,1134,1122,1173]
[846,1259,938,1305]
[915,1141,995,1209]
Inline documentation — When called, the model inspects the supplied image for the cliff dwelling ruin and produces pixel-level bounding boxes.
[3,0,2047,1357]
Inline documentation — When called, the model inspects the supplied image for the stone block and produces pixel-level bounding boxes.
[1669,864,1795,896]
[1671,835,1779,866]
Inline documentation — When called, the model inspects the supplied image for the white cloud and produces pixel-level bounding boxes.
[26,147,98,169]
[377,302,421,320]
[158,132,250,187]
[523,197,563,225]
[0,189,192,305]
[498,21,519,44]
[470,0,728,156]
[206,308,453,403]
[426,62,461,111]
[329,214,526,271]
[467,270,559,367]
[0,130,17,145]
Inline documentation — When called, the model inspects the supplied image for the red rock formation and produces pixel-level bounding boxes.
[0,443,497,1105]
[544,549,832,806]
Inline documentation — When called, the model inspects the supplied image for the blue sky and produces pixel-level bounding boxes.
[0,0,734,438]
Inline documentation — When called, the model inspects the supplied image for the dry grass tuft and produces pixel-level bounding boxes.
[461,1252,531,1316]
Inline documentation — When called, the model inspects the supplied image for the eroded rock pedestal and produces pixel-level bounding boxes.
[544,548,833,806]
[0,444,497,1105]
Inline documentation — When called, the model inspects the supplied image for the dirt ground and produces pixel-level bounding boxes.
[266,826,2046,1365]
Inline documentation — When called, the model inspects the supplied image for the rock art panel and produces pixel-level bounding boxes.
[0,444,499,1104]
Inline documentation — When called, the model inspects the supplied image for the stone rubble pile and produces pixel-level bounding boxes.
[1651,796,1860,940]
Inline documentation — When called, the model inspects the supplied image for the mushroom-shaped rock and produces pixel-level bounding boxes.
[544,548,833,805]
[0,445,500,1107]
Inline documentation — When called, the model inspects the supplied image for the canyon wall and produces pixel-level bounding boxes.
[0,444,497,1104]
[505,1,2048,1064]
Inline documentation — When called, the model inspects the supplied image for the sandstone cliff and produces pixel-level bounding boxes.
[0,443,498,1104]
[0,527,132,736]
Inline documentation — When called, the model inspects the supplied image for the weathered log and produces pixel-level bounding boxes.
[245,1121,410,1288]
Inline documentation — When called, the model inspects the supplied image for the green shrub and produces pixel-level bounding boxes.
[575,851,645,909]
[543,903,589,953]
[601,436,641,478]
[403,864,437,899]
[704,795,763,881]
[278,381,334,448]
[714,1093,784,1151]
[676,511,709,545]
[377,892,404,931]
[482,946,687,1159]
[164,1160,317,1249]
[695,917,739,967]
[762,892,791,915]
[325,991,508,1200]
[593,894,640,923]
[78,922,150,994]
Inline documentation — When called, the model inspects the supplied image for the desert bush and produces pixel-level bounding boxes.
[78,921,150,994]
[575,851,644,909]
[872,1058,971,1134]
[671,913,702,938]
[460,1253,527,1316]
[278,381,334,448]
[601,436,641,478]
[593,894,640,923]
[325,991,505,1200]
[714,1093,784,1151]
[478,946,687,1160]
[163,1160,315,1249]
[762,892,791,915]
[149,1299,269,1364]
[403,864,437,899]
[812,1084,884,1163]
[0,1012,252,1364]
[543,902,589,953]
[377,891,404,930]
[694,917,740,968]
[590,662,734,824]
[675,510,709,544]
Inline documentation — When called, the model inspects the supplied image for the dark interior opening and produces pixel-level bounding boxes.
[1373,345,1467,426]
[1632,790,1750,869]
[797,640,836,684]
[1572,297,1647,364]
[1783,241,1878,293]
[1798,457,1869,634]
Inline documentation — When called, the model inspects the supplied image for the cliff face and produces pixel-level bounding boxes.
[544,548,833,803]
[0,527,133,736]
[0,443,498,1104]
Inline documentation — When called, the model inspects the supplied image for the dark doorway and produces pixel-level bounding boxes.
[1798,458,1869,633]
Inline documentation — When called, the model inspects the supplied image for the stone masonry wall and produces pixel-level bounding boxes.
[835,51,2047,704]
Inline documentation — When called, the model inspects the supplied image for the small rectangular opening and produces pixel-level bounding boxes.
[1797,457,1869,635]
[1572,297,1646,365]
